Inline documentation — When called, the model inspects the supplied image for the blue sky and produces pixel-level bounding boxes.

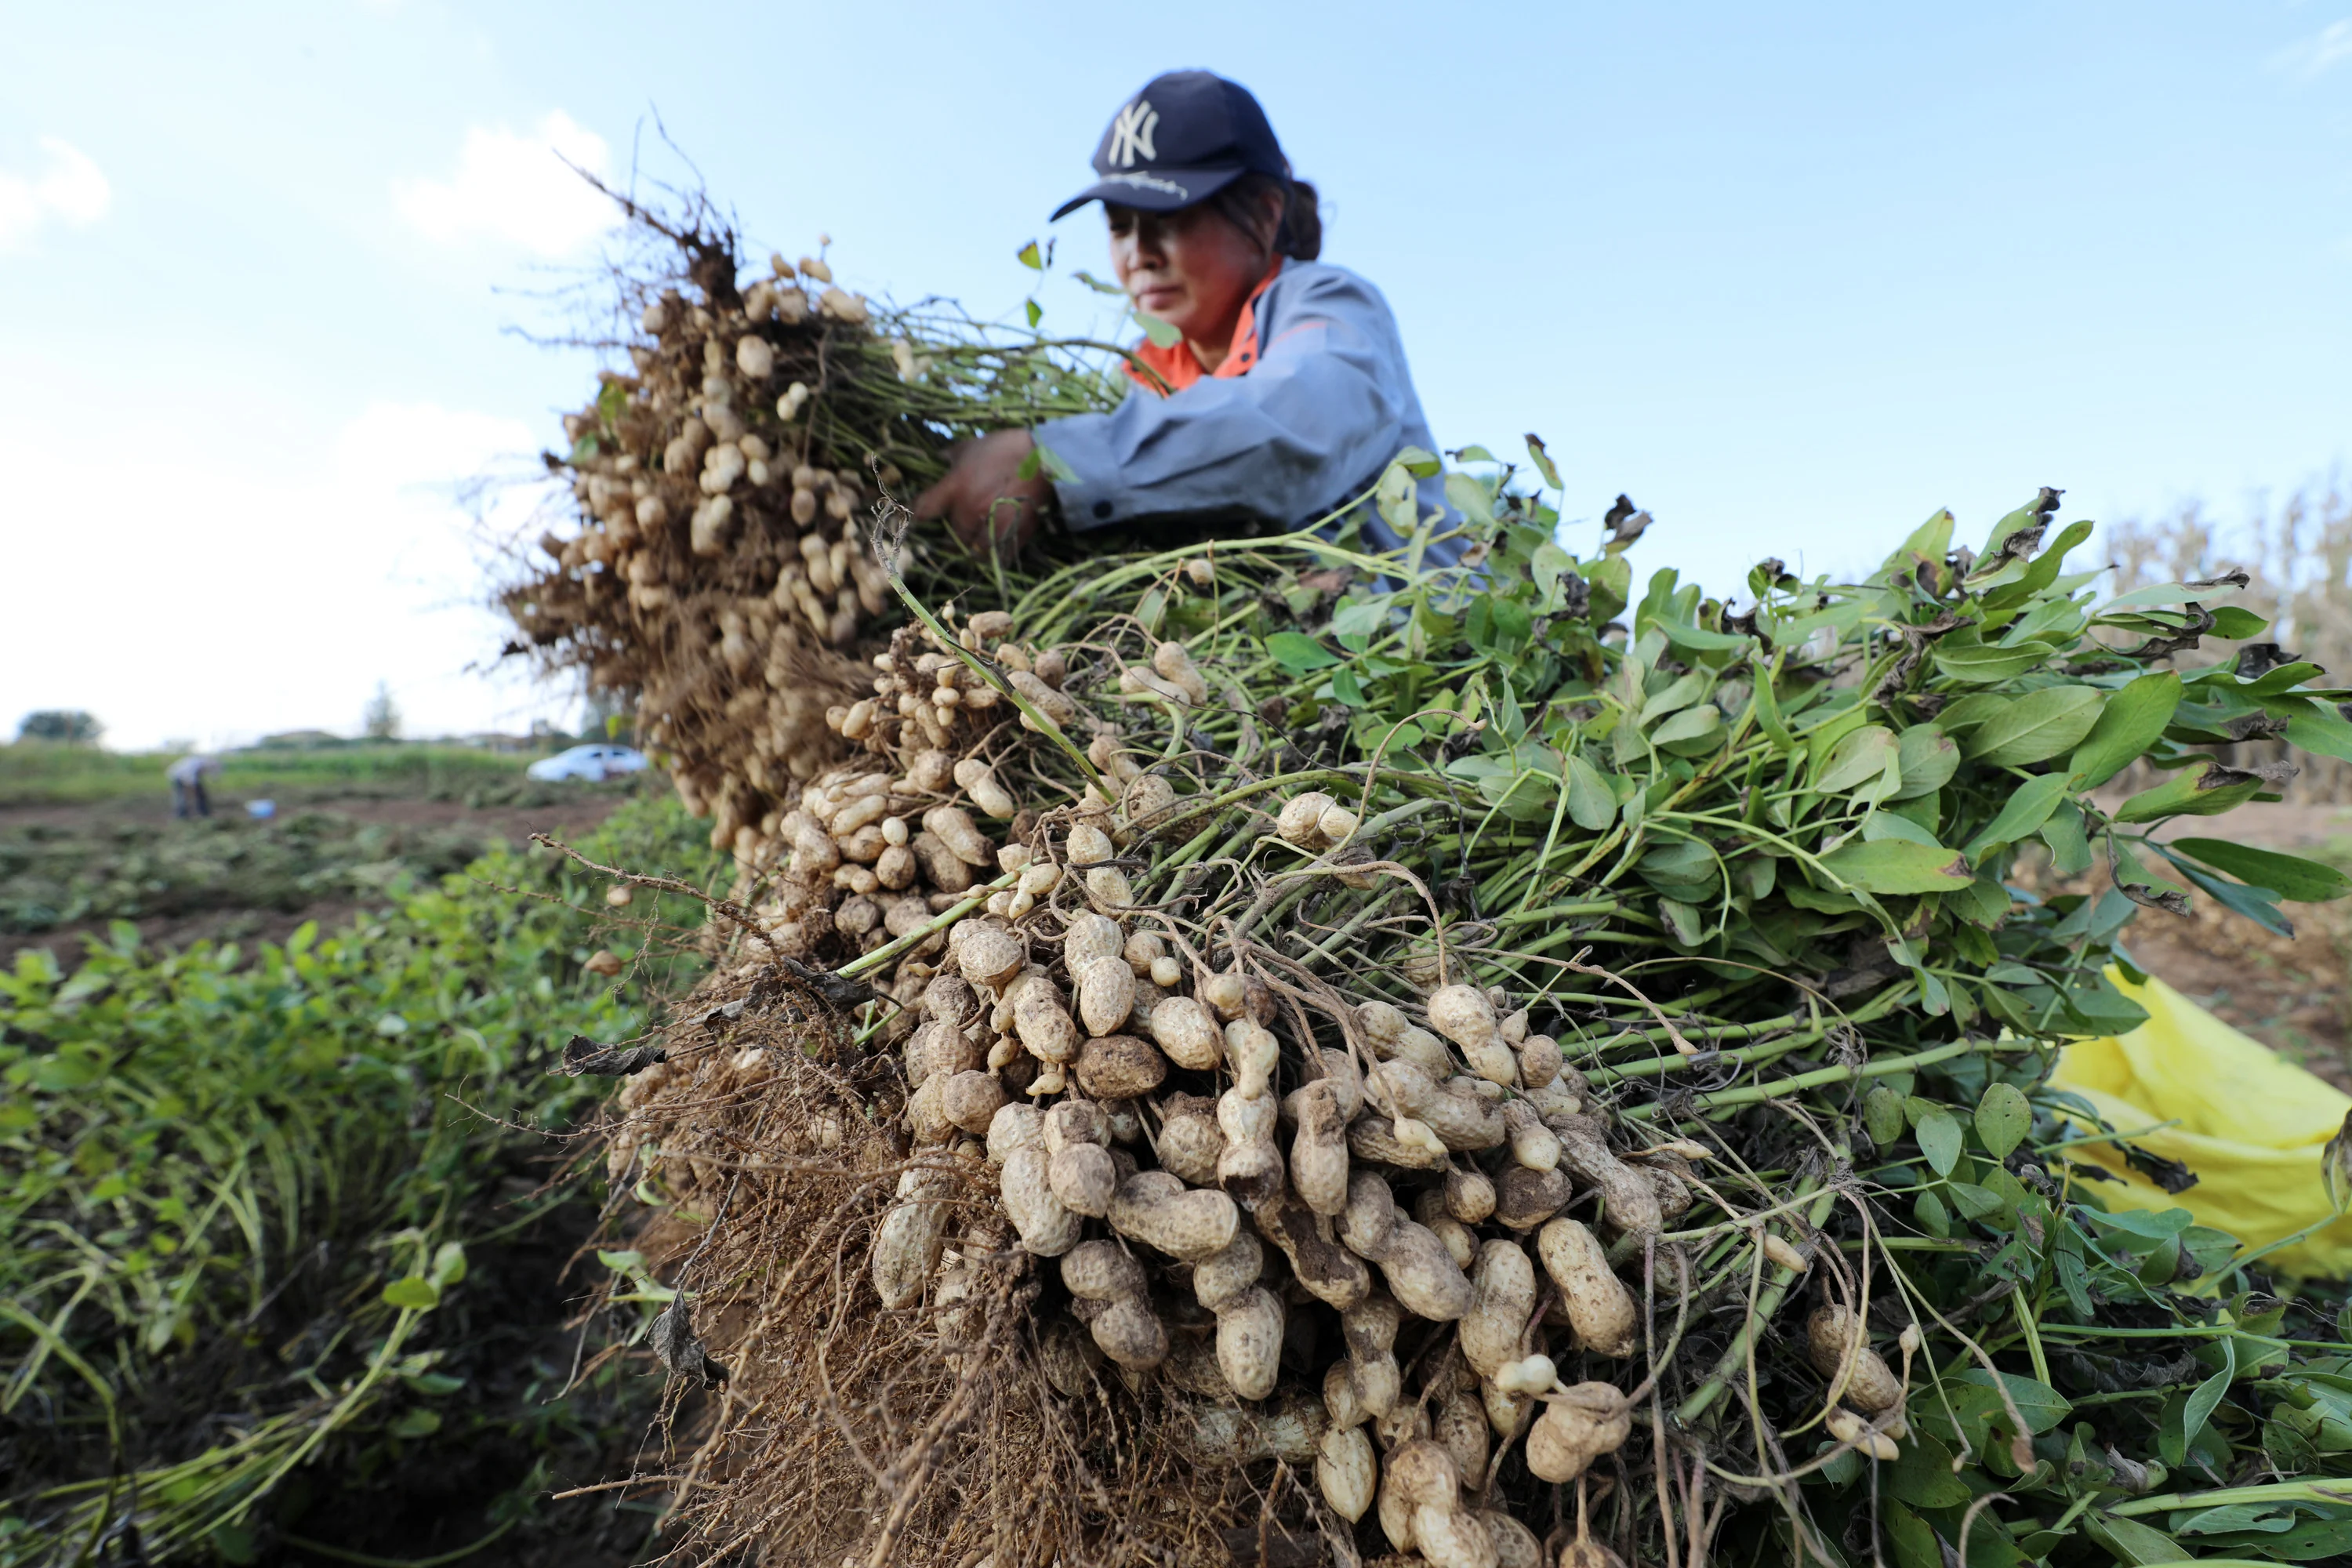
[3,2,2347,749]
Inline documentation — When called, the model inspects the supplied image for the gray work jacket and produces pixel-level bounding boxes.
[1035,260,1462,566]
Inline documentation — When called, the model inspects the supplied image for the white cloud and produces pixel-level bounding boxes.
[331,400,537,490]
[0,138,111,252]
[2274,19,2352,79]
[0,367,579,750]
[393,111,615,256]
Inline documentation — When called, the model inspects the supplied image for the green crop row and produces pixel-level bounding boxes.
[0,741,584,809]
[0,793,720,1563]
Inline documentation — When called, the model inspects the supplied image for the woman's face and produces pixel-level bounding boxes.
[1107,198,1278,358]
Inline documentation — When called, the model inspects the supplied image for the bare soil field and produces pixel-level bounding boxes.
[0,786,630,969]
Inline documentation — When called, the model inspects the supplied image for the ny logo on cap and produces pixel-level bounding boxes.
[1108,99,1159,168]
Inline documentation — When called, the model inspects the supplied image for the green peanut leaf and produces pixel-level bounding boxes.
[390,1408,442,1438]
[1264,632,1338,673]
[1958,1368,2072,1435]
[1818,839,1973,895]
[1330,595,1391,639]
[1530,543,1573,604]
[382,1276,441,1312]
[2177,1336,2238,1453]
[1523,432,1562,488]
[1889,724,1958,800]
[1963,686,2106,767]
[1987,517,2096,605]
[1863,1085,1907,1146]
[2113,759,2264,824]
[1932,637,2056,683]
[1584,554,1632,625]
[2164,855,2296,936]
[1933,692,2009,736]
[1883,507,1957,578]
[1913,1187,1952,1237]
[1815,726,1899,794]
[1445,472,1497,528]
[1751,662,1795,753]
[1392,445,1443,477]
[1639,839,1721,901]
[1658,898,1703,946]
[2100,576,2248,612]
[1963,770,2076,856]
[1915,1108,1964,1175]
[2082,1513,2187,1566]
[31,1054,103,1091]
[2169,838,2352,902]
[1951,865,2013,926]
[1863,809,1942,846]
[2066,671,2183,789]
[1651,703,1722,750]
[1885,1430,1969,1507]
[2281,699,2352,762]
[1882,1503,1944,1568]
[1944,1180,2006,1221]
[2039,799,2092,876]
[2206,604,2270,639]
[1657,621,1751,653]
[1975,1082,2031,1160]
[1563,752,1617,831]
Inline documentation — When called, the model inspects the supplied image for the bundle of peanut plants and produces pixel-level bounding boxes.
[499,187,1121,871]
[561,409,2352,1566]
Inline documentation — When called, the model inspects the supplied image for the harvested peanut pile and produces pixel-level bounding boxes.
[567,481,2352,1567]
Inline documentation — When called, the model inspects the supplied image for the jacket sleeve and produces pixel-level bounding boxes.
[1036,270,1417,532]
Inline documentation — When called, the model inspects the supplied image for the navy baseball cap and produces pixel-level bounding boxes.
[1051,71,1289,220]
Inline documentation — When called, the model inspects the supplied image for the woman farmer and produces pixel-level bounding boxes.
[916,70,1459,566]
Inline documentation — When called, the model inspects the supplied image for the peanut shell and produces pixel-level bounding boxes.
[1537,1217,1639,1358]
[1076,955,1136,1036]
[1109,1171,1239,1260]
[999,1146,1081,1256]
[1214,1284,1284,1400]
[1073,1033,1167,1099]
[1316,1424,1377,1523]
[1458,1238,1538,1377]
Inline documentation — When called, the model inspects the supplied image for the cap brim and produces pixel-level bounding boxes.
[1050,163,1247,221]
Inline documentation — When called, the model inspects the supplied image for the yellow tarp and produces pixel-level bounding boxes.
[2049,971,2352,1277]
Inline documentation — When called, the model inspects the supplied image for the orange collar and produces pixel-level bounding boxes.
[1126,259,1283,395]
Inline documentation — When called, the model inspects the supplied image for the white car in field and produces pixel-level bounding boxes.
[526,743,650,782]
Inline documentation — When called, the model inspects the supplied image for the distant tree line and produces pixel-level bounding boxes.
[16,710,103,745]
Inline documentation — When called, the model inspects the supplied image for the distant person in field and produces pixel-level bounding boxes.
[915,70,1457,566]
[168,753,219,818]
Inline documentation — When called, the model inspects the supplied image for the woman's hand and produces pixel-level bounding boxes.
[913,430,1057,554]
